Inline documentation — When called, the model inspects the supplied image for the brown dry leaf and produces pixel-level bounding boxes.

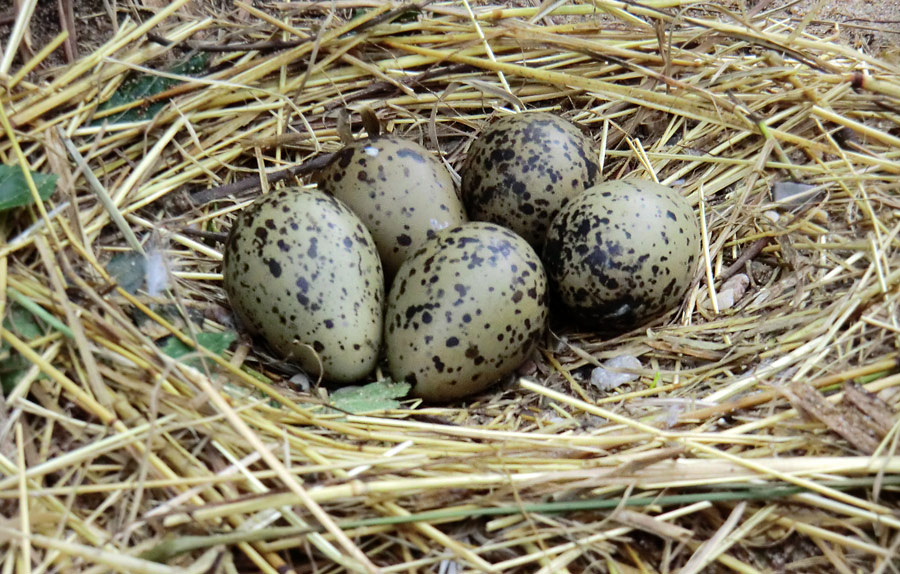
[842,382,896,437]
[786,381,880,454]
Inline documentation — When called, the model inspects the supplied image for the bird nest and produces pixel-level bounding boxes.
[1,1,899,572]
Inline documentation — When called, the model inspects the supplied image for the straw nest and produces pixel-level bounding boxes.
[1,1,899,572]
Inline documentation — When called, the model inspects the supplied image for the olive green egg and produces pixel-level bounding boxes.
[460,112,600,248]
[543,179,701,326]
[384,222,549,402]
[316,135,467,279]
[223,189,384,383]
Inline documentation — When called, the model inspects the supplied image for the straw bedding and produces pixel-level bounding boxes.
[1,1,899,572]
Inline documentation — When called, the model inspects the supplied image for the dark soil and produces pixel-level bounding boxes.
[0,0,116,72]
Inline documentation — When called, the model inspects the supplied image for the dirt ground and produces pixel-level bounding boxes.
[774,0,900,54]
[1,0,899,75]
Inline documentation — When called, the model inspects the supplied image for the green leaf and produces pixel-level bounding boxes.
[0,359,29,395]
[1,303,47,394]
[160,331,236,369]
[330,379,410,413]
[7,287,73,339]
[96,53,208,124]
[106,251,146,294]
[4,303,44,340]
[0,164,58,212]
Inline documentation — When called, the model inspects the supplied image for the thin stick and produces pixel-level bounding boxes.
[190,152,335,204]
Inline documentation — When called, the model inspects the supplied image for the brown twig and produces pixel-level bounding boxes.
[178,229,229,244]
[189,152,335,204]
[321,63,475,111]
[346,0,436,37]
[718,237,772,283]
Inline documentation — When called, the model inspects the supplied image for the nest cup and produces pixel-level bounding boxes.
[2,2,900,573]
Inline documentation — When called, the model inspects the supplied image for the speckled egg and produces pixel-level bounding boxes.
[543,179,700,326]
[384,222,548,402]
[316,135,467,279]
[460,112,600,248]
[223,189,384,383]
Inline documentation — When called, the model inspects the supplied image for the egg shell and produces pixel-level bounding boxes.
[385,222,549,401]
[223,189,384,383]
[460,112,600,248]
[316,135,467,279]
[543,179,700,325]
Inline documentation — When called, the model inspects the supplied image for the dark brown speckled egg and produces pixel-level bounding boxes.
[223,189,383,383]
[384,222,548,402]
[316,135,467,279]
[461,112,600,248]
[543,179,700,326]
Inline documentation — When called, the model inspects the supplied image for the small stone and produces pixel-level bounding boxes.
[716,273,750,310]
[590,355,642,390]
[716,289,735,309]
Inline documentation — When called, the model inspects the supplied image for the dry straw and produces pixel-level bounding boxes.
[1,0,899,572]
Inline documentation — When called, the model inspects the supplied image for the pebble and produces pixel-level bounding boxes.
[590,355,642,390]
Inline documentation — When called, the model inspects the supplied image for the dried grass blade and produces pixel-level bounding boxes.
[677,502,746,574]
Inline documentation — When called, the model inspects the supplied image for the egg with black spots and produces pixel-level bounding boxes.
[461,112,600,248]
[385,222,549,401]
[543,179,700,326]
[223,189,384,383]
[316,135,467,279]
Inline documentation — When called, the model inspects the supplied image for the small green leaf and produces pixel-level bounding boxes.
[107,251,146,294]
[160,331,236,369]
[4,303,44,340]
[0,358,30,394]
[7,287,73,339]
[330,379,410,413]
[1,303,47,394]
[0,165,58,212]
[96,54,208,124]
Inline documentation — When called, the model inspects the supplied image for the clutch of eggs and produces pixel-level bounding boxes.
[221,115,701,400]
